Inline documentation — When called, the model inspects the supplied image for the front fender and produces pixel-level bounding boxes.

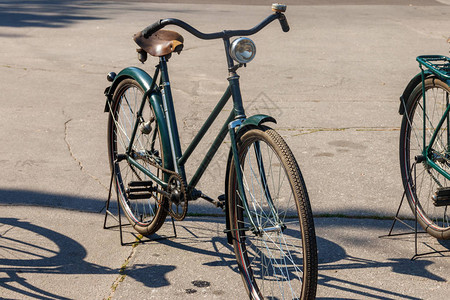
[104,66,174,172]
[399,70,433,115]
[237,114,277,134]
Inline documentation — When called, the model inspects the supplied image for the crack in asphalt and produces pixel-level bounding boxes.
[279,127,400,136]
[105,237,142,300]
[0,225,14,237]
[63,111,108,191]
[61,110,142,298]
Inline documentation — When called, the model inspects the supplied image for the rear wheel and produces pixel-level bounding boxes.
[400,77,450,239]
[227,126,317,299]
[107,79,168,235]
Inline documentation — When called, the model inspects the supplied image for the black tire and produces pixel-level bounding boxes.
[227,126,318,299]
[400,77,450,239]
[107,79,168,235]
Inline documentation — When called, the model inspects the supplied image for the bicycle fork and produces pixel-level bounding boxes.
[228,119,283,236]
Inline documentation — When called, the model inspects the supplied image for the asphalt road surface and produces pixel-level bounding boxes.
[1,1,450,299]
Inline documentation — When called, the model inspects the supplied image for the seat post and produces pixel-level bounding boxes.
[159,57,187,182]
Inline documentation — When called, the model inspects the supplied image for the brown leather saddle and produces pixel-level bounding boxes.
[134,30,184,57]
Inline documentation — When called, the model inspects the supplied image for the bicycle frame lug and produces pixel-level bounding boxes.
[228,118,244,130]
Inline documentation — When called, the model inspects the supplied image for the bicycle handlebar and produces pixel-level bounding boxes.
[142,12,289,39]
[278,14,289,32]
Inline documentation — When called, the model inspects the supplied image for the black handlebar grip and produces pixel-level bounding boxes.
[142,20,164,38]
[278,14,290,32]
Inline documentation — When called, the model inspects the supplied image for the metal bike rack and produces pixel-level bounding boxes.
[103,160,177,246]
[381,162,450,260]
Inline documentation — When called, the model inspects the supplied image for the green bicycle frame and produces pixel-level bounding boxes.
[110,41,280,233]
[121,59,235,193]
[122,55,246,195]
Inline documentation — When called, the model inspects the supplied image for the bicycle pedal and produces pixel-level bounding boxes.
[432,187,450,207]
[217,194,226,208]
[126,181,156,200]
[128,180,153,187]
[127,193,153,200]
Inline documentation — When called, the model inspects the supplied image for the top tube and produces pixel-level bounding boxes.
[142,13,283,39]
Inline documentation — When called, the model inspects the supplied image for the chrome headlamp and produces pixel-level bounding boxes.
[229,37,256,64]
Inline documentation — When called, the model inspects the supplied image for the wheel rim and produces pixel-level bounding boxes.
[404,82,450,232]
[233,136,306,299]
[111,83,164,227]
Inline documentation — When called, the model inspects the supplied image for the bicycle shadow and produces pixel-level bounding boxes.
[0,188,116,213]
[1,189,447,299]
[0,0,105,31]
[0,215,182,299]
[136,217,448,299]
[438,239,450,250]
[0,195,175,300]
[145,218,238,272]
[0,217,109,299]
[315,217,448,300]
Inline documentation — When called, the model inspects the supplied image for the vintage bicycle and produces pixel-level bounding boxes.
[104,4,318,299]
[400,55,450,240]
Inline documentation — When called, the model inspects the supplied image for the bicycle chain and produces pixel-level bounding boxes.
[141,153,188,221]
[428,167,444,189]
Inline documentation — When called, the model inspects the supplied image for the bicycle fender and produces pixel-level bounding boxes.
[237,114,277,133]
[104,67,154,112]
[104,66,174,171]
[399,70,433,115]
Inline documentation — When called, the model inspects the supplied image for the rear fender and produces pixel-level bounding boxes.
[104,67,173,171]
[399,70,433,115]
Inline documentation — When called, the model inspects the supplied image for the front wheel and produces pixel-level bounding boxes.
[227,126,318,299]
